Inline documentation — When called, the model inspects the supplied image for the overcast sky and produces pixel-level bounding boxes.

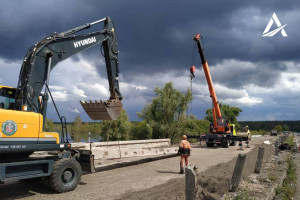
[0,0,299,122]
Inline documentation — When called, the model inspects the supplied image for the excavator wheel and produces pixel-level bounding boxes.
[49,158,82,193]
[80,99,122,120]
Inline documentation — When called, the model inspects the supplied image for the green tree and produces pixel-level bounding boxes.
[79,122,90,141]
[181,115,210,142]
[283,124,289,132]
[71,115,82,142]
[238,121,300,132]
[137,82,192,143]
[101,109,131,141]
[196,119,210,133]
[89,123,102,141]
[44,118,54,131]
[182,115,199,135]
[205,103,242,125]
[274,125,283,133]
[131,120,153,140]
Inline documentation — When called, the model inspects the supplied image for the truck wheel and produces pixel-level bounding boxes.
[221,140,229,148]
[49,158,82,193]
[206,143,214,148]
[229,140,237,146]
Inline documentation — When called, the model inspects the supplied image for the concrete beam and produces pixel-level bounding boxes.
[71,139,177,159]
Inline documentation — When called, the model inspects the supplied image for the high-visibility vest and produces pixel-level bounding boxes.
[180,140,191,149]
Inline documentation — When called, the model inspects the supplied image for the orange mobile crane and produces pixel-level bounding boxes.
[193,34,247,148]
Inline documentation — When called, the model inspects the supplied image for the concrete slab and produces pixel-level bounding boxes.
[94,153,178,172]
[71,139,175,159]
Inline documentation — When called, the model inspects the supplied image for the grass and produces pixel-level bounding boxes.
[285,135,294,146]
[250,130,270,136]
[268,173,278,182]
[275,155,297,200]
[224,187,255,200]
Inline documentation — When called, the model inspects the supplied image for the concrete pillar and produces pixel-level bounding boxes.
[185,166,196,200]
[254,146,265,173]
[275,141,279,156]
[293,141,299,152]
[230,154,246,192]
[278,136,282,144]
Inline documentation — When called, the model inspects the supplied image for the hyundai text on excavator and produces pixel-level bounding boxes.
[193,34,248,148]
[0,17,122,192]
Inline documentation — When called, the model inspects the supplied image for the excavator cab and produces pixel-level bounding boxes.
[0,86,16,110]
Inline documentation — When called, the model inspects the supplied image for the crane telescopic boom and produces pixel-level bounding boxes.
[193,34,229,133]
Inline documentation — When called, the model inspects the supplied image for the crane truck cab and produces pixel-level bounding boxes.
[0,17,122,193]
[230,124,237,136]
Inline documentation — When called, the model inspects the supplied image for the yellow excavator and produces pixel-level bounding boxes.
[0,17,122,192]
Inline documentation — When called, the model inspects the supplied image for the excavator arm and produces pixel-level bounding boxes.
[15,17,122,121]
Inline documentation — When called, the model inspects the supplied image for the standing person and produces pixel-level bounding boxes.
[179,135,191,174]
[70,132,74,140]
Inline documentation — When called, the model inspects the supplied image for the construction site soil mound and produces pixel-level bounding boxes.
[118,144,274,200]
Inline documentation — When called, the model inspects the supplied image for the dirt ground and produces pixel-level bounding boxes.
[118,143,275,200]
[0,136,273,200]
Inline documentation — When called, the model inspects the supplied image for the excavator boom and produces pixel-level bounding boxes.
[15,17,122,121]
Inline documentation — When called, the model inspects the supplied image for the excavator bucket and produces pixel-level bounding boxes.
[80,99,123,120]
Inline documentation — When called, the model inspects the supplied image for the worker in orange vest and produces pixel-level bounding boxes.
[179,135,191,174]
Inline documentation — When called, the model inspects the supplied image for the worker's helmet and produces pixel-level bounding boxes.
[182,135,187,140]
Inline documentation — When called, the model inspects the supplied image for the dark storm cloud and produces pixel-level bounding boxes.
[0,0,299,66]
[0,0,299,121]
[209,60,288,88]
